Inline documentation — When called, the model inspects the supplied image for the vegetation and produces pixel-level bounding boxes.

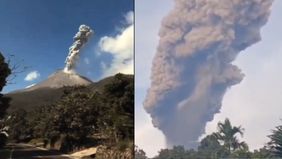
[136,118,282,159]
[4,73,134,155]
[214,119,247,152]
[0,52,11,148]
[0,52,11,119]
[135,146,148,159]
[268,121,282,157]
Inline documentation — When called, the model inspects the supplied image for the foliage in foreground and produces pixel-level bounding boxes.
[0,52,11,148]
[6,73,134,153]
[136,118,282,159]
[268,122,282,157]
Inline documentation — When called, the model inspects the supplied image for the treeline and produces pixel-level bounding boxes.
[136,118,282,159]
[4,73,134,154]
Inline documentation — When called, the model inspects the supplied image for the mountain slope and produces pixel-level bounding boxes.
[25,70,93,91]
[6,73,133,112]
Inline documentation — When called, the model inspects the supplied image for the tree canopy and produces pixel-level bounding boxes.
[268,121,282,157]
[0,52,11,147]
[5,74,134,154]
[0,52,11,119]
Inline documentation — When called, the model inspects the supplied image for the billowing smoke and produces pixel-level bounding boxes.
[144,0,274,148]
[64,25,93,73]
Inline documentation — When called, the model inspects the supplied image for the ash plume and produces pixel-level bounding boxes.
[64,25,93,73]
[144,0,274,148]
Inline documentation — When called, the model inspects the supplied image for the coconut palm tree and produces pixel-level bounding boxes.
[268,123,282,157]
[214,118,246,154]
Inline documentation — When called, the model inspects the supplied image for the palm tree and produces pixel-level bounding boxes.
[268,123,282,157]
[214,118,246,154]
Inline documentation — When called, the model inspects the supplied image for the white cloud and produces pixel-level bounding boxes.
[25,83,36,88]
[125,11,134,24]
[99,11,134,77]
[24,71,40,81]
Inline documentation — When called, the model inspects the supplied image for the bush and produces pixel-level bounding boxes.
[0,132,8,148]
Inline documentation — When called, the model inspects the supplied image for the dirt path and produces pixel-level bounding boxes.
[0,143,73,159]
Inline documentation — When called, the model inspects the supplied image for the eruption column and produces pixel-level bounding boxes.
[144,0,274,148]
[64,25,93,73]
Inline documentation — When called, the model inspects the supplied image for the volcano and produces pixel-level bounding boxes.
[24,70,93,91]
[6,72,132,112]
[5,25,98,112]
[6,70,96,112]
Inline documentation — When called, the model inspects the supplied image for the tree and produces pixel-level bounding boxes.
[198,134,224,158]
[153,146,199,159]
[7,109,32,142]
[155,146,185,159]
[100,73,134,144]
[37,89,101,151]
[0,52,11,148]
[0,52,11,119]
[135,146,148,159]
[213,118,247,154]
[268,122,282,157]
[199,134,221,151]
[3,74,134,154]
[252,147,270,158]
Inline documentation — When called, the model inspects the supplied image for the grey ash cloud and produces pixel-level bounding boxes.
[144,0,274,147]
[64,25,93,73]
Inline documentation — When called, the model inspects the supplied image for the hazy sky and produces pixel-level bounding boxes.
[135,0,282,157]
[0,0,133,93]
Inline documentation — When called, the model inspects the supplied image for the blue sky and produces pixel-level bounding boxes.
[135,0,282,157]
[0,0,133,93]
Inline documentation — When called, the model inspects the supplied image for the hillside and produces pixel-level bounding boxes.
[5,73,134,158]
[5,74,133,112]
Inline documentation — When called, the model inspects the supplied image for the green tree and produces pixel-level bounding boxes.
[154,146,198,159]
[198,134,221,151]
[42,89,101,151]
[252,147,270,158]
[4,74,134,154]
[268,122,282,157]
[7,109,32,142]
[0,52,11,148]
[214,118,247,154]
[198,134,225,158]
[99,73,134,144]
[28,104,55,143]
[135,146,148,159]
[0,52,11,119]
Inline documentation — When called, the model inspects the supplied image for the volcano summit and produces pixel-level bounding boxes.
[25,70,93,91]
